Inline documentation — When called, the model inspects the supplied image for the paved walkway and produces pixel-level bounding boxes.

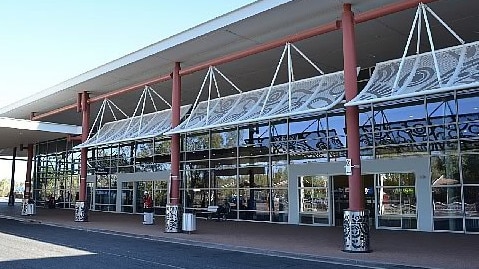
[0,202,478,269]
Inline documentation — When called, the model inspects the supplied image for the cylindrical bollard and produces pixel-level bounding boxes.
[21,199,29,216]
[165,204,181,233]
[74,201,89,222]
[343,209,370,252]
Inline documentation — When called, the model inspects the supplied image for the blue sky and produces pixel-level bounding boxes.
[0,0,256,108]
[0,0,255,179]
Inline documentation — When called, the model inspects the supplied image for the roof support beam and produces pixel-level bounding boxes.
[31,0,438,121]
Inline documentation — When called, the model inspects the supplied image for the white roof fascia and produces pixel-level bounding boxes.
[0,117,82,134]
[0,0,293,114]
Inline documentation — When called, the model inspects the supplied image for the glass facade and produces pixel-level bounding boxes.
[376,173,417,229]
[33,139,80,208]
[32,85,479,233]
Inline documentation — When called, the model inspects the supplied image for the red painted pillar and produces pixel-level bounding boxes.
[170,62,181,205]
[23,144,34,200]
[342,4,363,211]
[80,91,90,202]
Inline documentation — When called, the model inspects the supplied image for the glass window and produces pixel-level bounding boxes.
[432,186,462,216]
[271,120,288,142]
[136,140,154,158]
[212,173,236,189]
[298,175,330,225]
[271,165,287,187]
[376,102,425,129]
[427,95,456,126]
[457,91,479,120]
[185,170,209,189]
[289,117,327,138]
[430,155,460,185]
[376,173,417,229]
[185,133,209,152]
[154,139,171,155]
[239,169,269,188]
[464,186,479,217]
[210,128,238,149]
[327,114,345,148]
[462,154,479,184]
[238,124,269,147]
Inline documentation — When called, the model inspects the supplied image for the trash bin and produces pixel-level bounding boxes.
[27,200,36,215]
[143,212,154,225]
[182,212,196,233]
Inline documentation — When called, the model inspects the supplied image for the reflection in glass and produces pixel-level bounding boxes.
[464,186,479,217]
[376,173,417,229]
[185,133,209,151]
[211,129,238,149]
[427,96,456,126]
[432,186,462,216]
[462,154,479,184]
[298,175,330,225]
[376,102,425,128]
[430,155,460,185]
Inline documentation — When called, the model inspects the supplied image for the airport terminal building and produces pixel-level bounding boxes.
[1,0,478,238]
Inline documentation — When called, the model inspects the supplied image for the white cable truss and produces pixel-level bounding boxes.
[168,42,347,135]
[346,3,476,107]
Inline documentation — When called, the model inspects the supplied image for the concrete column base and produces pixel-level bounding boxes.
[74,201,88,222]
[343,209,370,252]
[165,204,181,233]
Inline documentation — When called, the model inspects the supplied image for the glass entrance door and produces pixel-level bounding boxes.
[298,175,331,225]
[136,181,153,213]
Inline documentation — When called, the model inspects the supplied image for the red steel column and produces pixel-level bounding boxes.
[170,62,181,205]
[23,144,34,200]
[342,4,363,211]
[80,91,90,201]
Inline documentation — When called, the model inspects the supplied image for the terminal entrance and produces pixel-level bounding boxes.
[297,174,374,227]
[332,175,375,227]
[298,173,417,229]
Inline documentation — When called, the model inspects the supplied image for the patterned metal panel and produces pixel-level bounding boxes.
[74,201,88,222]
[346,41,479,106]
[76,105,191,148]
[165,204,181,233]
[343,210,370,252]
[169,71,345,134]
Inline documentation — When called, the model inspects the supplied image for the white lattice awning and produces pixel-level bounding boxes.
[76,105,191,148]
[167,71,346,134]
[346,41,479,107]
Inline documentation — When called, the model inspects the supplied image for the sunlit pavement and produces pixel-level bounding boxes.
[1,201,478,269]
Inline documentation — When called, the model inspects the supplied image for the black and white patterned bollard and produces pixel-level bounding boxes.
[74,201,89,222]
[165,204,181,233]
[343,210,370,252]
[21,199,29,216]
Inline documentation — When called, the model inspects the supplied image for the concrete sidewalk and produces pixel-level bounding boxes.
[1,202,478,269]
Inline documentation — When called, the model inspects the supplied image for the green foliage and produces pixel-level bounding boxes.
[0,179,9,197]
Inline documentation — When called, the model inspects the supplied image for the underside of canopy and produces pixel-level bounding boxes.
[167,71,346,134]
[346,41,479,107]
[76,105,191,148]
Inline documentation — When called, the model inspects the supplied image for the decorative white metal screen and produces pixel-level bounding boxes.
[168,70,346,134]
[345,41,479,107]
[76,105,191,148]
[345,2,479,107]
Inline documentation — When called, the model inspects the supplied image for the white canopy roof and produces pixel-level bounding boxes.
[0,117,81,156]
[167,70,346,134]
[345,41,479,106]
[76,105,191,148]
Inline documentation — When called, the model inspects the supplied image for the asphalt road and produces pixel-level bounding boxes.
[0,218,392,269]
